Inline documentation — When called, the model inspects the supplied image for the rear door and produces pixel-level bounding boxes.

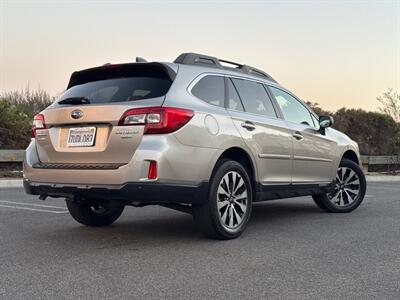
[34,63,174,165]
[268,86,337,183]
[227,77,293,185]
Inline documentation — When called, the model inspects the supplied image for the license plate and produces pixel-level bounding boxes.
[67,127,96,147]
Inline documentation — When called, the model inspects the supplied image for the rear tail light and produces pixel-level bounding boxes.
[118,107,194,134]
[31,114,46,138]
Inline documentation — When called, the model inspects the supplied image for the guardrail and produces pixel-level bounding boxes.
[0,150,399,171]
[360,155,400,172]
[0,150,24,162]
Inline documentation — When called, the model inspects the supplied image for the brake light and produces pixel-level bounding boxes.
[118,107,194,134]
[31,114,46,138]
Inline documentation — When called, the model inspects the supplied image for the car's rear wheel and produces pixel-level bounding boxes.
[66,198,125,226]
[313,158,366,213]
[193,159,253,239]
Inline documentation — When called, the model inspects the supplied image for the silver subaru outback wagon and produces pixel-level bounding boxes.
[24,53,367,239]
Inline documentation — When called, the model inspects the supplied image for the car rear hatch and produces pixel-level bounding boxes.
[32,63,176,166]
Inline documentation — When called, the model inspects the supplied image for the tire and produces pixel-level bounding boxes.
[313,158,366,213]
[66,198,125,226]
[193,159,253,240]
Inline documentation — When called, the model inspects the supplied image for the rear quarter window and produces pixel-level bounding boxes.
[191,75,225,107]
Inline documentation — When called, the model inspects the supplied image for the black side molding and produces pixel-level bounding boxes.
[255,182,336,202]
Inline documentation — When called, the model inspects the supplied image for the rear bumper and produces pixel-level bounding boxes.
[24,179,209,205]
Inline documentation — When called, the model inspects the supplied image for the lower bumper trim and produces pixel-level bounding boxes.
[24,179,209,205]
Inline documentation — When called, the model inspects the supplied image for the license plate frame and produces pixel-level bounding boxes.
[67,127,97,147]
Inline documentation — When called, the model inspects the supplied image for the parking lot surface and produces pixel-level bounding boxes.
[0,182,399,299]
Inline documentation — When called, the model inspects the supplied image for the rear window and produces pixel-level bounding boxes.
[59,63,174,104]
[58,77,171,104]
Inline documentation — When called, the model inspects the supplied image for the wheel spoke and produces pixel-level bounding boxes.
[345,170,357,184]
[232,206,242,225]
[338,168,344,181]
[344,188,357,199]
[217,185,230,198]
[233,178,244,194]
[233,199,247,212]
[221,205,229,224]
[228,206,234,227]
[222,175,230,194]
[234,189,247,200]
[217,200,229,210]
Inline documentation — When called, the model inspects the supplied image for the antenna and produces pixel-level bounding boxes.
[136,57,147,63]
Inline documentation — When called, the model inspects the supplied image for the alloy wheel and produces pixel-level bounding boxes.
[328,166,361,207]
[216,171,248,231]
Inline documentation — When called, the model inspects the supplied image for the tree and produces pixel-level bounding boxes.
[333,108,400,156]
[305,101,331,116]
[377,88,400,123]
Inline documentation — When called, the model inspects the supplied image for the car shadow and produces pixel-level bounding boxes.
[42,198,322,248]
[250,199,321,224]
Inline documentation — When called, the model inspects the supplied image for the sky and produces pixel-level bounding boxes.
[0,0,399,111]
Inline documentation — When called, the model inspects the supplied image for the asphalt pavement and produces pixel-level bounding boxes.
[0,182,399,299]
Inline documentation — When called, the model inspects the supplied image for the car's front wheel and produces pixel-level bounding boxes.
[66,198,125,226]
[313,158,366,213]
[193,159,253,239]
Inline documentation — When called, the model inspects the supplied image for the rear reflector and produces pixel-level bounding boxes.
[119,107,194,134]
[148,161,157,179]
[32,114,46,138]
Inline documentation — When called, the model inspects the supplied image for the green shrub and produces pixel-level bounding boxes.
[0,99,33,149]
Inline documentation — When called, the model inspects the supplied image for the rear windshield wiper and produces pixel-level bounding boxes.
[58,97,91,105]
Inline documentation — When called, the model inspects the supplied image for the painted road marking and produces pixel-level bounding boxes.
[0,204,68,214]
[0,200,65,209]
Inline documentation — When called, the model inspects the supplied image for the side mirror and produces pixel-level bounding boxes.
[319,115,333,128]
[318,115,333,134]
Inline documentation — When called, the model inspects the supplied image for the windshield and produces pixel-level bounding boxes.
[58,77,172,104]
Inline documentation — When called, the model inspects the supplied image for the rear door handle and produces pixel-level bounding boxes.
[292,131,304,140]
[241,121,256,131]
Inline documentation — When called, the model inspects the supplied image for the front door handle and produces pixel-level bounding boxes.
[241,121,256,131]
[292,131,304,140]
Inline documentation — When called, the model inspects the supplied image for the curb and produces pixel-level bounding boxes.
[1,175,399,189]
[0,179,24,188]
[365,175,400,182]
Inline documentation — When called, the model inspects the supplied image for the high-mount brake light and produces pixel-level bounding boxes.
[118,107,194,134]
[31,114,46,138]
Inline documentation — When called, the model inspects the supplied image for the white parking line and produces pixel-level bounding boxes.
[0,200,65,209]
[0,204,68,214]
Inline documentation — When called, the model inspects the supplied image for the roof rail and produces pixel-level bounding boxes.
[173,52,277,82]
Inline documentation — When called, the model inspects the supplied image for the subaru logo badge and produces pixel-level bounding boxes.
[71,110,83,119]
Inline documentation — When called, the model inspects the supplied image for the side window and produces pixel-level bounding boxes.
[269,86,313,126]
[226,78,244,111]
[231,79,277,118]
[192,75,224,107]
[311,114,320,129]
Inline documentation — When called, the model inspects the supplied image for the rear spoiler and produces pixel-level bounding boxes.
[67,62,177,89]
